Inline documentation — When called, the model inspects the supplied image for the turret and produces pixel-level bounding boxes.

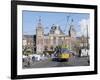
[69,19,76,38]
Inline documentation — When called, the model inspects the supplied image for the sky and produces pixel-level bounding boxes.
[22,10,90,37]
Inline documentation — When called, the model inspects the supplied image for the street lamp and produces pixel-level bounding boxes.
[87,25,89,49]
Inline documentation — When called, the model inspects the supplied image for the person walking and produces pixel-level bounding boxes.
[27,55,31,67]
[79,48,81,57]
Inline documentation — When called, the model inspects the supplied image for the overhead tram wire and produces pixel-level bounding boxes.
[64,15,70,33]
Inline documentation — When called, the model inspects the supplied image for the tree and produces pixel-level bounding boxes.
[24,48,32,56]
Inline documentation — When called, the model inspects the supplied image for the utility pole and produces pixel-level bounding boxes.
[87,25,89,49]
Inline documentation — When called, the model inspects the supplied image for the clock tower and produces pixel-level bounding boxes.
[36,17,44,53]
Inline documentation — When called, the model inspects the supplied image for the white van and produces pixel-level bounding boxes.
[80,48,89,57]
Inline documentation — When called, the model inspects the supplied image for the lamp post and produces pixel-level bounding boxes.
[87,25,89,49]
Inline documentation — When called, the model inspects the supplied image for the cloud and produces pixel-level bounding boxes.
[78,19,90,37]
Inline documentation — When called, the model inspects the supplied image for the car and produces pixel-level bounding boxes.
[30,54,48,61]
[31,54,41,61]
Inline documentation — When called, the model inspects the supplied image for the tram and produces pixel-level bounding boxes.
[52,48,75,61]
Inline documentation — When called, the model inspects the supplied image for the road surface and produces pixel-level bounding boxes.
[23,56,90,69]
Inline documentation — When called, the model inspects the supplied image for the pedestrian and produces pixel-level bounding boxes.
[87,50,90,64]
[27,55,31,67]
[79,48,81,57]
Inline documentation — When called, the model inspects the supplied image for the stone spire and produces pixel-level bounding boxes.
[37,16,42,28]
[69,19,76,37]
